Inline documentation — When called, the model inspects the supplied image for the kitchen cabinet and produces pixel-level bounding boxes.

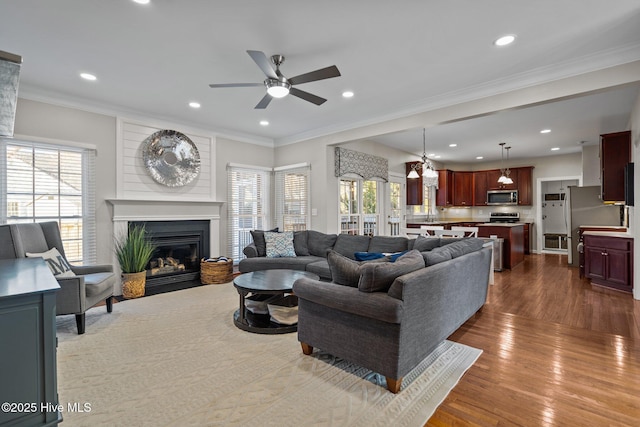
[0,258,61,426]
[583,233,633,292]
[405,161,423,205]
[600,131,631,203]
[436,169,453,207]
[453,171,473,206]
[473,171,488,206]
[517,167,533,206]
[477,224,525,269]
[523,223,531,254]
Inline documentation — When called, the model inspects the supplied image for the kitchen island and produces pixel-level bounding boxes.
[477,223,525,269]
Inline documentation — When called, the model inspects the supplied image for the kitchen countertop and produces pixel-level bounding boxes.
[477,223,525,227]
[582,230,633,238]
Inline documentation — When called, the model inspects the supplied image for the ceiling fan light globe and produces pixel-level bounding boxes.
[265,79,291,98]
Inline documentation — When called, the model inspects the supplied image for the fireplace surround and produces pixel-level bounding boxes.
[129,220,210,290]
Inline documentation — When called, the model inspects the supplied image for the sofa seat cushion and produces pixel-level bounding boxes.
[368,236,409,253]
[307,231,338,257]
[84,272,116,297]
[358,250,425,292]
[239,256,322,273]
[332,234,371,259]
[305,259,332,280]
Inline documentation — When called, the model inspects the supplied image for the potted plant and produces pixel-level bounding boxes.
[115,225,156,299]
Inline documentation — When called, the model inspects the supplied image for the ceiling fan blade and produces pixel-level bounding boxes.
[289,87,326,105]
[247,50,278,79]
[288,65,341,85]
[209,83,263,88]
[255,93,273,109]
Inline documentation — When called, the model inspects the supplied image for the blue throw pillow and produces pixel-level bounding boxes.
[354,252,386,261]
[387,251,408,262]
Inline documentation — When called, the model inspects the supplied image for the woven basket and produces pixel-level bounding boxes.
[121,271,146,299]
[200,258,233,284]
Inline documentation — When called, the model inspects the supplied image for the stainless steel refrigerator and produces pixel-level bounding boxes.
[567,185,622,266]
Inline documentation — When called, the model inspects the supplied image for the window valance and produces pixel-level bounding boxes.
[334,147,388,182]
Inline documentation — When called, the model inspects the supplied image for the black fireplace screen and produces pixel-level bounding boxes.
[128,220,210,288]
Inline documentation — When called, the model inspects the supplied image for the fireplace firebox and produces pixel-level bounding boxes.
[128,220,210,290]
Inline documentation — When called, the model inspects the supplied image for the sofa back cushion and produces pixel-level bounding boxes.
[358,250,425,293]
[412,236,441,252]
[368,236,408,253]
[421,237,485,266]
[333,234,371,260]
[293,231,310,256]
[307,231,338,257]
[327,250,389,287]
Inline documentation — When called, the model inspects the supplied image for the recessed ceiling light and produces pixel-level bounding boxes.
[551,147,560,151]
[449,144,457,147]
[476,156,484,160]
[428,153,435,157]
[434,155,441,159]
[540,129,551,134]
[494,35,516,47]
[133,0,150,4]
[188,102,201,109]
[80,73,97,81]
[342,91,354,98]
[259,120,269,126]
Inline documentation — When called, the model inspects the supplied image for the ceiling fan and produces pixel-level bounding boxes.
[209,50,341,109]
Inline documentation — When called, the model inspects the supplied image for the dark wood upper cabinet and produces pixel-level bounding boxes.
[453,171,473,206]
[516,166,533,205]
[436,169,454,207]
[473,171,488,206]
[405,161,423,205]
[601,131,631,203]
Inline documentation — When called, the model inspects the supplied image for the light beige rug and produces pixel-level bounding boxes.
[56,283,481,427]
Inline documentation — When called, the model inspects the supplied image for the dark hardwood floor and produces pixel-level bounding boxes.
[428,253,640,426]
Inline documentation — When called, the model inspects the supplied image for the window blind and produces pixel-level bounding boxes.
[274,164,310,232]
[0,139,97,264]
[227,165,270,262]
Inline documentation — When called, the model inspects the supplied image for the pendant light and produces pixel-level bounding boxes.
[497,143,514,185]
[407,129,439,187]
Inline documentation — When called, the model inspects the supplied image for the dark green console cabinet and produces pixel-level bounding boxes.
[0,258,61,426]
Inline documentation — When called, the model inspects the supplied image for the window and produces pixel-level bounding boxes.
[339,178,381,236]
[388,181,402,236]
[227,165,270,262]
[275,164,310,232]
[412,183,434,217]
[1,140,96,264]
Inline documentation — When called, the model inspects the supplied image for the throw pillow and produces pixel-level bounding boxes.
[327,250,388,287]
[354,252,386,261]
[422,246,453,266]
[26,247,76,278]
[264,231,296,258]
[358,250,425,293]
[250,227,279,257]
[412,235,442,252]
[307,230,338,257]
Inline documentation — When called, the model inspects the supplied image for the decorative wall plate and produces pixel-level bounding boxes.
[142,130,201,187]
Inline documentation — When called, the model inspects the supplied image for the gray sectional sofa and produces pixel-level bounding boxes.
[240,229,492,393]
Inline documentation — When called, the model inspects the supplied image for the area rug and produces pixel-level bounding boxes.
[56,283,481,427]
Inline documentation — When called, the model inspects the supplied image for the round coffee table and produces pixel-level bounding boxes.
[233,269,319,334]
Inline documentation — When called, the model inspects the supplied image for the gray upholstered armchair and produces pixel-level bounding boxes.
[1,222,116,334]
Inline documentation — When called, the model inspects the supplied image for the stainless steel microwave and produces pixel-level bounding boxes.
[487,190,518,205]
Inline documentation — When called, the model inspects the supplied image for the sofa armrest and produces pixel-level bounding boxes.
[243,243,259,258]
[293,277,403,324]
[55,275,87,315]
[71,264,114,275]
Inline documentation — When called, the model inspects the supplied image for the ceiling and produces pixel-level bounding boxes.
[2,1,640,163]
